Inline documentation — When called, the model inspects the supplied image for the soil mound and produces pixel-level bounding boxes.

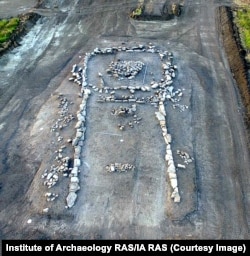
[130,0,182,20]
[217,6,250,131]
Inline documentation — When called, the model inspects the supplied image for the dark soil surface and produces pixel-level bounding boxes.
[0,0,250,239]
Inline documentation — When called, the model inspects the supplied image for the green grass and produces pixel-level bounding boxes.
[130,4,143,18]
[0,17,20,45]
[235,8,250,50]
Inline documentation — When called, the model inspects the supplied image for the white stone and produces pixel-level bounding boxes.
[66,192,77,208]
[155,111,165,122]
[74,147,81,158]
[170,178,178,189]
[84,88,91,95]
[166,149,172,156]
[162,63,168,70]
[177,164,186,169]
[75,121,82,129]
[76,131,83,138]
[69,182,80,192]
[72,137,79,146]
[164,134,172,144]
[171,187,180,203]
[165,154,173,162]
[174,194,181,203]
[74,159,81,167]
[71,176,79,183]
[53,173,59,181]
[168,163,176,173]
[151,83,159,89]
[160,123,167,131]
[46,173,53,180]
[159,103,166,116]
[166,74,172,81]
[168,172,177,179]
[42,208,49,213]
[71,167,78,176]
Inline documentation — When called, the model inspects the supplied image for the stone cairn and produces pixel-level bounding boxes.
[106,60,144,80]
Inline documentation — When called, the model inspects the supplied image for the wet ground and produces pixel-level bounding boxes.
[0,0,250,239]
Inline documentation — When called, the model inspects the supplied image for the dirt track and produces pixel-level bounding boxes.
[0,0,250,239]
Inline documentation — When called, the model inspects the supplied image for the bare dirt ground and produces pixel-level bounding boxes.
[0,0,250,239]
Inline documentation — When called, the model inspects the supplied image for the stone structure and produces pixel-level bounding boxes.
[41,42,194,210]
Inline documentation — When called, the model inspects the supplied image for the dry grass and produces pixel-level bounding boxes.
[234,0,250,6]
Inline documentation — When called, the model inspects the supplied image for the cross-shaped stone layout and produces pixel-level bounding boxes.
[66,43,182,208]
[41,43,194,211]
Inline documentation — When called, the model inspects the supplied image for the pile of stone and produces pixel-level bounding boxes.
[155,99,180,203]
[172,104,188,112]
[51,95,75,132]
[41,93,77,212]
[42,155,71,188]
[106,60,144,80]
[42,170,59,189]
[68,64,83,85]
[117,116,142,130]
[45,192,58,202]
[177,150,194,165]
[111,104,137,116]
[105,163,135,173]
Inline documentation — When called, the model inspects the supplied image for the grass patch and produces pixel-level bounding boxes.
[0,17,20,45]
[130,6,143,19]
[235,8,250,50]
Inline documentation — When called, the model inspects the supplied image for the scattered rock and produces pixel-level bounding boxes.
[42,208,49,213]
[177,150,194,164]
[105,163,135,173]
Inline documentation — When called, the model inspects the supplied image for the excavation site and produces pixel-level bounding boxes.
[0,0,250,239]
